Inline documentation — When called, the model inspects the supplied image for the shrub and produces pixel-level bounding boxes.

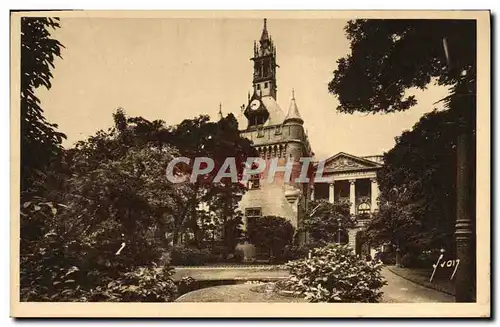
[285,243,387,303]
[283,244,313,261]
[246,216,295,262]
[374,251,396,265]
[90,266,178,302]
[171,245,212,266]
[417,249,443,268]
[177,276,197,295]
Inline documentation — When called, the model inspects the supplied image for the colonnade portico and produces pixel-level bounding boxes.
[309,152,383,255]
[312,177,380,215]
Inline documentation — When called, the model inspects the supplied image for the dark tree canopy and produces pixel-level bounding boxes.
[301,200,353,245]
[365,109,458,253]
[247,216,295,259]
[21,17,67,192]
[329,19,476,114]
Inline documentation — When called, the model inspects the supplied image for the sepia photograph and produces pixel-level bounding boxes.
[10,10,490,318]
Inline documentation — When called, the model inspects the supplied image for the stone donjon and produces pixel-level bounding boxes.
[237,19,313,259]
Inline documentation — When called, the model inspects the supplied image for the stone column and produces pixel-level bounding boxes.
[370,178,379,212]
[329,182,335,204]
[349,179,356,215]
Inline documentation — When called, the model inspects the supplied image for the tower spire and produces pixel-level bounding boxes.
[260,18,270,43]
[284,89,303,125]
[218,103,223,120]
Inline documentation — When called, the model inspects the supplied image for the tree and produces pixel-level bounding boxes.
[365,109,458,255]
[329,19,476,302]
[246,216,295,262]
[21,17,67,194]
[329,19,475,114]
[20,109,193,301]
[301,200,353,246]
[167,113,257,247]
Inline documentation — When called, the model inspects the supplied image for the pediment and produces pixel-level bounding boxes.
[323,152,382,172]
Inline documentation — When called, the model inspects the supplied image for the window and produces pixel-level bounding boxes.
[358,202,371,214]
[264,82,268,89]
[245,207,262,227]
[257,84,261,90]
[249,173,261,189]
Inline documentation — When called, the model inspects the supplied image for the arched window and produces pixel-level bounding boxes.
[358,202,371,214]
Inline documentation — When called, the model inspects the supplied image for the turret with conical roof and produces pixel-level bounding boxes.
[284,89,304,125]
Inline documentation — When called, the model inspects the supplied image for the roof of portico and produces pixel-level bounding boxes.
[314,152,383,173]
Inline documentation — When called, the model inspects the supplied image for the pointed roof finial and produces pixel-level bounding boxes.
[260,18,270,43]
[218,103,223,120]
[292,88,295,100]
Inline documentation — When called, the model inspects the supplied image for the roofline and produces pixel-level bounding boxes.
[312,152,383,168]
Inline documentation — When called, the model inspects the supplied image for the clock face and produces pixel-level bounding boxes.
[250,99,261,110]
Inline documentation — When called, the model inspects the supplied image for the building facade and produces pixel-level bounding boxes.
[236,19,383,260]
[311,152,383,257]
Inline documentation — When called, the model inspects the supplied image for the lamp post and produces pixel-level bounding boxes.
[442,36,475,302]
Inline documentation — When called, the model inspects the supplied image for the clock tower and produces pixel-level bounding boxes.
[237,19,314,261]
[244,18,278,128]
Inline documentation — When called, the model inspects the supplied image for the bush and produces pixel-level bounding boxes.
[246,216,295,262]
[417,250,443,268]
[90,266,177,302]
[171,245,212,266]
[375,251,396,265]
[177,276,197,295]
[283,244,313,261]
[285,243,387,302]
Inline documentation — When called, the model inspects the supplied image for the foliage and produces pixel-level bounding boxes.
[168,114,257,247]
[283,244,315,261]
[301,200,353,245]
[90,266,178,302]
[170,245,213,266]
[329,19,476,114]
[374,251,396,265]
[21,17,67,193]
[246,216,295,262]
[221,212,244,254]
[365,109,458,255]
[177,276,197,295]
[329,19,476,260]
[20,109,192,301]
[20,197,88,301]
[285,243,386,303]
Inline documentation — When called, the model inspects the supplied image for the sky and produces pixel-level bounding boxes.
[37,17,450,160]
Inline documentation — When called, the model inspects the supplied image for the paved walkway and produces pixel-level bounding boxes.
[387,266,454,295]
[381,267,454,303]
